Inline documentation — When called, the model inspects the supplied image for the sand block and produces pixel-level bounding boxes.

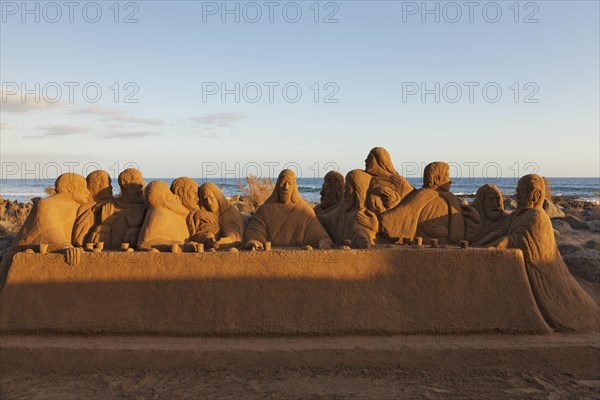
[0,247,551,336]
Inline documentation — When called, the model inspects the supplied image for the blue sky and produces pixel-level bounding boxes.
[1,0,599,179]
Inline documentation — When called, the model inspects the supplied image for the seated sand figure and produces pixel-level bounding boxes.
[72,170,114,246]
[462,184,509,246]
[243,169,333,250]
[364,147,414,214]
[318,170,378,249]
[15,173,90,265]
[137,180,191,251]
[188,182,245,249]
[314,171,344,215]
[380,162,464,245]
[489,174,599,331]
[170,177,200,232]
[90,168,147,248]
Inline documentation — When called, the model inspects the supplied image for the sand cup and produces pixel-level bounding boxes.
[171,244,181,253]
[413,237,423,246]
[96,242,105,251]
[264,242,272,251]
[430,239,439,248]
[121,243,130,251]
[194,243,204,253]
[460,240,469,249]
[38,243,48,254]
[85,242,94,251]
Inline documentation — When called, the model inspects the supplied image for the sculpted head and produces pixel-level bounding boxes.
[55,173,90,205]
[118,168,145,204]
[364,147,399,177]
[320,171,344,210]
[145,180,183,209]
[170,177,199,212]
[473,184,504,221]
[277,169,296,204]
[516,174,545,210]
[423,162,451,192]
[198,182,223,214]
[343,170,371,211]
[86,170,113,201]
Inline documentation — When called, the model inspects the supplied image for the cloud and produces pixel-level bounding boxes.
[190,112,248,127]
[102,131,160,139]
[184,112,248,138]
[73,106,164,126]
[1,86,62,113]
[23,124,91,138]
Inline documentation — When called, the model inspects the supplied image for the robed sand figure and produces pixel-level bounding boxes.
[72,170,114,247]
[314,171,344,216]
[380,162,464,245]
[489,174,599,332]
[137,180,190,251]
[318,170,378,249]
[189,182,245,249]
[243,169,333,250]
[462,184,509,246]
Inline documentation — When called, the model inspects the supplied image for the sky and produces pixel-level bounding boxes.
[1,0,599,181]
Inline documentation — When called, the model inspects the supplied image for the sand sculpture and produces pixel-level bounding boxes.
[380,161,465,245]
[137,180,190,251]
[318,170,378,248]
[488,174,600,331]
[73,170,114,247]
[314,171,344,215]
[364,147,414,214]
[3,149,599,335]
[89,168,147,248]
[244,169,333,250]
[463,184,508,246]
[189,182,244,249]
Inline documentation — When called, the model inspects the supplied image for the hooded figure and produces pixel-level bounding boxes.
[380,162,464,245]
[137,180,190,251]
[463,184,509,245]
[364,147,414,214]
[189,182,245,249]
[489,174,599,332]
[318,170,378,248]
[72,170,114,246]
[243,169,333,250]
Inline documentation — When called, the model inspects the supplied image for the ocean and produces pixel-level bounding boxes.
[1,177,599,204]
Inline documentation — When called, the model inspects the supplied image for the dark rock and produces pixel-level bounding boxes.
[551,219,573,235]
[558,243,583,256]
[584,240,600,250]
[562,215,589,230]
[563,249,600,282]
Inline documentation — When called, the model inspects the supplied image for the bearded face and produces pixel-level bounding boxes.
[201,190,219,213]
[278,177,294,204]
[483,193,502,221]
[73,181,91,205]
[181,185,200,212]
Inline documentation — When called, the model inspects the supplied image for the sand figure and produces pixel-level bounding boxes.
[15,173,90,265]
[318,170,378,248]
[137,181,190,251]
[243,169,333,250]
[314,171,344,215]
[72,170,114,246]
[463,184,509,246]
[170,177,200,234]
[89,168,147,248]
[364,147,414,214]
[489,174,600,332]
[380,162,464,245]
[189,182,245,249]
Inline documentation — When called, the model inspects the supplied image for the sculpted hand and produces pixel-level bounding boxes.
[356,210,378,231]
[317,238,333,250]
[127,205,145,227]
[423,225,448,238]
[65,247,82,266]
[242,240,263,251]
[100,203,115,222]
